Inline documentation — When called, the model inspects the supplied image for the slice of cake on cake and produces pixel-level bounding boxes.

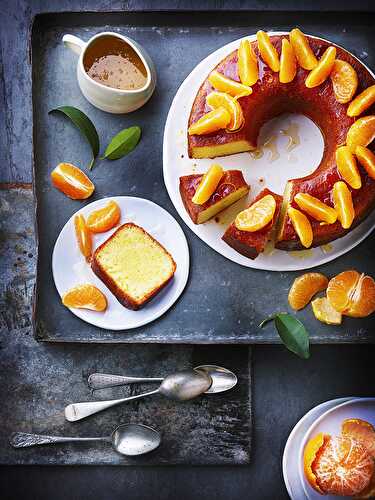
[91,223,176,310]
[179,169,249,224]
[222,188,282,259]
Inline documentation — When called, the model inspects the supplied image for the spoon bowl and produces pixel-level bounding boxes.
[112,423,161,456]
[194,365,237,394]
[158,369,212,401]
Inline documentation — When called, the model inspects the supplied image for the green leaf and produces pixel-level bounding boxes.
[259,312,310,359]
[101,126,141,160]
[49,106,100,170]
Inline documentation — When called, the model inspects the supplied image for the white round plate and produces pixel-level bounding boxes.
[52,196,189,330]
[298,398,375,500]
[163,32,375,271]
[282,397,354,500]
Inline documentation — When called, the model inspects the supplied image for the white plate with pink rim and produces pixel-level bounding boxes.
[163,32,375,271]
[282,397,354,500]
[298,398,375,500]
[52,196,189,330]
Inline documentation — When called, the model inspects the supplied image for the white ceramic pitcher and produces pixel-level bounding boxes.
[62,31,156,114]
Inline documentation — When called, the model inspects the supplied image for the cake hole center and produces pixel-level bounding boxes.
[249,113,324,196]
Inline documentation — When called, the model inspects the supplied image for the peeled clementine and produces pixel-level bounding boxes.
[51,163,95,200]
[289,28,318,70]
[294,192,337,224]
[332,181,355,229]
[310,435,374,496]
[330,59,358,104]
[279,38,297,84]
[256,30,280,72]
[347,85,375,117]
[74,214,92,261]
[346,115,375,152]
[192,164,224,205]
[238,39,258,86]
[287,206,313,248]
[208,70,252,98]
[355,145,375,180]
[327,270,375,318]
[188,107,231,136]
[342,419,375,458]
[336,145,362,189]
[206,91,244,132]
[235,194,276,232]
[62,284,107,312]
[305,46,336,88]
[288,272,328,310]
[87,200,121,233]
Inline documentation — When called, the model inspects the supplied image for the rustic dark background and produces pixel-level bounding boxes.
[1,1,374,499]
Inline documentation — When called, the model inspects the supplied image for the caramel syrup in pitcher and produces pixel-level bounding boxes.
[83,36,147,90]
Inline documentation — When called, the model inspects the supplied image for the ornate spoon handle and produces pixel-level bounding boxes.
[10,432,107,448]
[88,373,163,390]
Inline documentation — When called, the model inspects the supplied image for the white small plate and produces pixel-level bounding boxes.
[52,196,189,330]
[163,32,375,271]
[298,398,375,500]
[283,398,354,500]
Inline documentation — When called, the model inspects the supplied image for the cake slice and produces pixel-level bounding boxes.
[91,223,176,310]
[222,188,283,259]
[179,170,249,224]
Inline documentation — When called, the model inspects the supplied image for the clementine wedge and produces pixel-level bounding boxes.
[51,163,95,200]
[206,91,244,132]
[287,206,313,248]
[294,192,337,224]
[74,214,92,261]
[208,70,252,98]
[256,30,280,72]
[235,194,276,232]
[289,28,318,70]
[347,85,375,117]
[288,272,328,310]
[238,39,258,86]
[336,145,362,189]
[62,284,107,312]
[355,145,375,180]
[305,46,336,88]
[311,297,342,324]
[192,164,224,205]
[332,181,355,229]
[87,200,121,234]
[279,38,297,84]
[188,107,232,136]
[346,115,375,152]
[330,59,358,104]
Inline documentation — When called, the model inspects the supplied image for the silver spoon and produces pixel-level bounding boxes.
[88,365,237,394]
[10,423,161,457]
[65,369,212,422]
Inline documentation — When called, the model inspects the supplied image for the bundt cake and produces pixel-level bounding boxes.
[186,30,375,255]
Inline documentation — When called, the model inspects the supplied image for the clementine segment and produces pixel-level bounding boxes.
[342,419,375,458]
[305,46,336,88]
[192,164,224,205]
[311,436,374,496]
[74,214,92,261]
[62,284,107,312]
[87,200,121,233]
[235,194,276,232]
[287,206,313,248]
[279,38,297,84]
[330,59,358,104]
[238,39,258,86]
[326,270,361,313]
[311,297,342,324]
[206,91,244,132]
[288,272,328,310]
[294,192,337,224]
[256,30,280,72]
[188,107,231,136]
[346,115,375,152]
[355,145,375,180]
[208,70,252,98]
[289,28,318,70]
[336,145,362,189]
[346,273,375,318]
[51,163,95,200]
[347,85,375,117]
[332,181,355,229]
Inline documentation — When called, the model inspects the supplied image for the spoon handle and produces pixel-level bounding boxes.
[88,373,164,390]
[10,432,107,448]
[65,388,160,422]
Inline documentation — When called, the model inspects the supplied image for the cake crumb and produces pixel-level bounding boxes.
[215,216,220,223]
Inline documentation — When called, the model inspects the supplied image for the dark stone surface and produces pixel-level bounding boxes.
[0,1,375,500]
[32,10,375,343]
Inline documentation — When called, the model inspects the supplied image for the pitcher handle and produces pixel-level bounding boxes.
[62,34,86,56]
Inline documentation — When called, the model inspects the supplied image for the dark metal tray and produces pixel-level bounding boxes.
[32,10,375,343]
